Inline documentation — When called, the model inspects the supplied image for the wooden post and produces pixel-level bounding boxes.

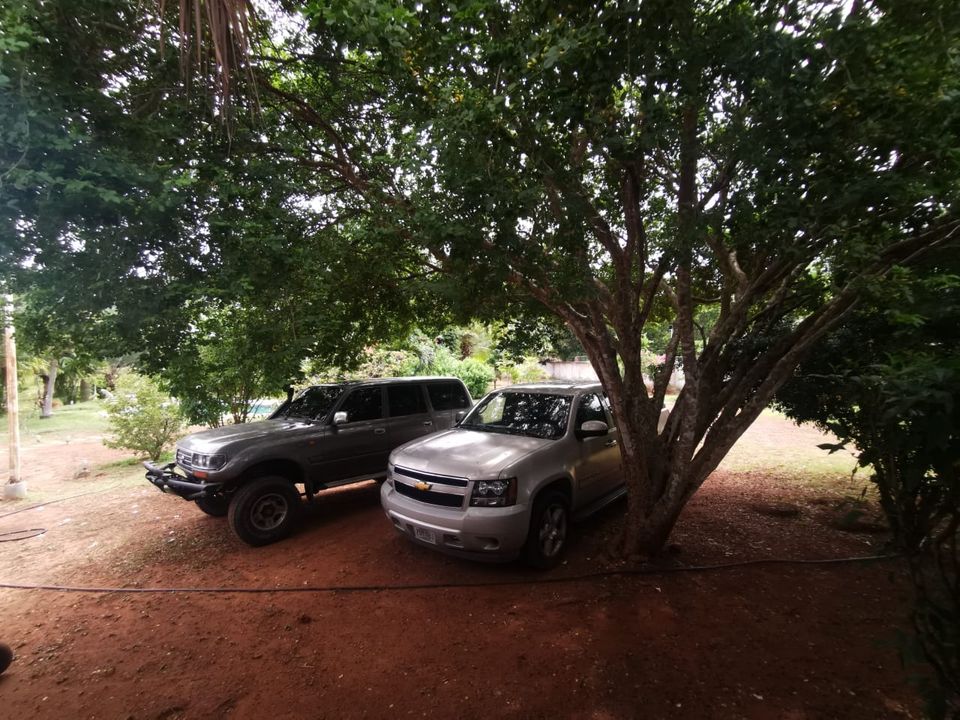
[4,294,22,496]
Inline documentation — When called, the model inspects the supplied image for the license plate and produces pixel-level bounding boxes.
[413,526,437,544]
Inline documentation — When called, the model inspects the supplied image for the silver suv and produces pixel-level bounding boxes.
[145,377,472,545]
[381,382,667,568]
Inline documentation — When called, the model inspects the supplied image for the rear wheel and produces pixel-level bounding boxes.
[523,491,570,569]
[195,495,230,517]
[228,476,303,546]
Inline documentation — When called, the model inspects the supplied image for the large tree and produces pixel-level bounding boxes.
[178,0,959,555]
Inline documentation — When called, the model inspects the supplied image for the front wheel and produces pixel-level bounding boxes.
[228,476,303,546]
[523,491,570,569]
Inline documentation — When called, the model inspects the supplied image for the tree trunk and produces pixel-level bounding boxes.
[40,358,58,419]
[79,378,92,402]
[608,397,695,558]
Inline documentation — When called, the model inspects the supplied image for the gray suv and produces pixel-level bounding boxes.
[381,382,668,568]
[145,377,473,545]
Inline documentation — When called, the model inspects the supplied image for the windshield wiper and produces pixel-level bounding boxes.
[461,423,495,432]
[283,411,317,422]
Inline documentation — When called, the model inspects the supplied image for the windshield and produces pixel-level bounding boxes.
[460,391,571,440]
[273,385,342,421]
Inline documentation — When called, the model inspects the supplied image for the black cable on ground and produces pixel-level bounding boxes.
[0,483,126,521]
[0,552,902,595]
[0,529,47,542]
[0,482,135,542]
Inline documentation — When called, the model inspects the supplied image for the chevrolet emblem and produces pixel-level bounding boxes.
[414,481,432,491]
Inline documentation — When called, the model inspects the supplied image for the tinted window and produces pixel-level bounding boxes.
[461,391,571,440]
[276,386,342,420]
[388,384,427,417]
[427,381,470,411]
[576,394,606,427]
[339,387,383,423]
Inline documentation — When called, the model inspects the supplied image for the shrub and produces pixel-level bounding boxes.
[776,260,960,717]
[103,373,186,461]
[454,357,495,398]
[503,357,548,384]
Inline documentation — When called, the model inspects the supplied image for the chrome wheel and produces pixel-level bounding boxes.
[249,493,289,532]
[538,503,567,558]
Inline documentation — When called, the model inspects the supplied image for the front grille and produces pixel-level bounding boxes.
[393,466,468,488]
[394,481,464,508]
[176,448,193,469]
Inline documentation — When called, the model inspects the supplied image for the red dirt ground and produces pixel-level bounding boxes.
[0,413,918,719]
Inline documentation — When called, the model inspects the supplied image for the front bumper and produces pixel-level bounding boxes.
[380,481,530,561]
[143,462,224,501]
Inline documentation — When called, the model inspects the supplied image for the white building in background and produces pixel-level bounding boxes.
[543,358,599,382]
[544,357,685,391]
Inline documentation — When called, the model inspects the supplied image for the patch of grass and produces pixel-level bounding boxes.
[4,399,109,443]
[718,409,861,487]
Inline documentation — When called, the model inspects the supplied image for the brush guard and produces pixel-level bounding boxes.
[143,462,224,501]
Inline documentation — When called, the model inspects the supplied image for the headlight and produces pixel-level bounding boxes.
[470,478,517,507]
[190,453,226,471]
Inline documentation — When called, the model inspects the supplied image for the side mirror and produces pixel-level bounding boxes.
[454,410,468,424]
[578,420,609,438]
[333,411,348,426]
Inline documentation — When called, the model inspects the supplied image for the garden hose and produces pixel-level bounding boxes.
[0,552,902,595]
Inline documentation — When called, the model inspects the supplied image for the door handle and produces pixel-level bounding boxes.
[423,421,433,427]
[374,428,386,435]
[604,439,618,447]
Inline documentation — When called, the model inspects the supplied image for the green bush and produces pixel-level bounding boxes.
[454,357,495,399]
[503,357,548,384]
[421,346,493,397]
[103,373,186,461]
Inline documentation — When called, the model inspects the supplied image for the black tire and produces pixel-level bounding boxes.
[0,643,13,674]
[228,476,303,546]
[523,490,570,569]
[195,495,230,517]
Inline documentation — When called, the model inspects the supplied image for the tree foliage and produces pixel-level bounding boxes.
[777,252,960,717]
[0,0,446,423]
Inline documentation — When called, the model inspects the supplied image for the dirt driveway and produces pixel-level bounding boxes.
[0,412,918,719]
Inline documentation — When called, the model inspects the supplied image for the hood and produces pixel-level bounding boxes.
[177,419,317,453]
[391,428,551,479]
